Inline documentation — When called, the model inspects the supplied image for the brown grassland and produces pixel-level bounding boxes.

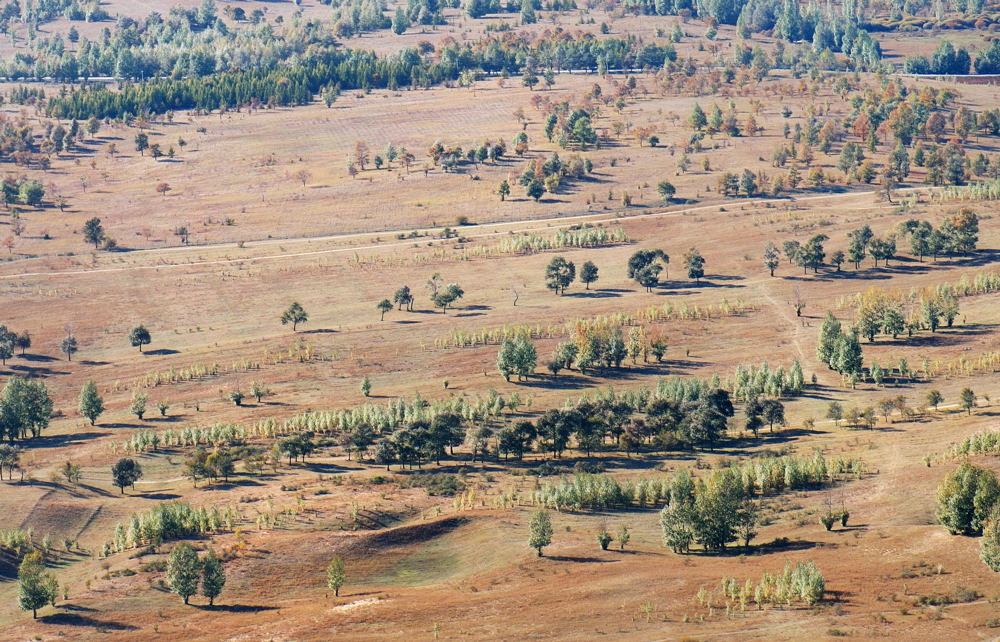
[1,1,1000,640]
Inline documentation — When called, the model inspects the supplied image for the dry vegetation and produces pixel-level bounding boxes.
[1,0,1000,639]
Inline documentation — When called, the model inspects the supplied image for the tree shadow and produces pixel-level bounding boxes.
[143,348,179,356]
[79,360,110,366]
[27,432,105,448]
[38,613,139,630]
[545,555,619,563]
[20,353,57,362]
[192,604,278,613]
[565,291,621,298]
[301,328,338,334]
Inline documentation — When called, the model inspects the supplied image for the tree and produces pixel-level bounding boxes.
[763,242,780,277]
[579,261,599,289]
[135,133,149,156]
[167,543,201,605]
[982,506,1000,573]
[14,330,30,356]
[111,457,143,494]
[156,182,172,197]
[545,256,576,295]
[376,298,393,321]
[656,180,676,203]
[393,285,413,311]
[628,249,669,292]
[83,217,104,248]
[432,284,464,313]
[130,390,148,420]
[826,401,843,425]
[78,380,104,426]
[60,333,78,361]
[817,312,841,366]
[497,180,510,202]
[128,325,151,352]
[927,390,943,411]
[528,510,553,557]
[17,552,56,618]
[683,247,705,283]
[326,557,346,597]
[937,462,1000,535]
[200,550,225,606]
[689,103,707,130]
[280,302,308,331]
[526,178,545,201]
[961,387,977,415]
[360,376,372,398]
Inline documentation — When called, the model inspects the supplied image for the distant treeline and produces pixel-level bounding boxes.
[46,35,675,119]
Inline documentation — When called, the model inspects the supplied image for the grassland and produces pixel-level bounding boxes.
[1,0,1000,639]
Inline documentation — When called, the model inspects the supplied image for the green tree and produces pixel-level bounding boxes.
[280,302,308,331]
[656,180,676,202]
[167,543,201,605]
[937,462,1000,535]
[628,249,669,292]
[763,242,780,277]
[689,103,707,130]
[432,284,464,313]
[816,312,842,366]
[528,510,553,556]
[961,387,977,415]
[545,256,576,295]
[128,325,151,352]
[579,261,599,289]
[17,551,56,618]
[360,376,372,398]
[111,457,143,494]
[927,390,943,411]
[59,334,80,361]
[496,179,510,202]
[200,549,225,606]
[83,217,104,248]
[326,557,346,596]
[981,506,1000,573]
[376,298,393,321]
[18,181,44,207]
[130,390,148,420]
[78,380,104,426]
[526,178,545,201]
[393,285,413,311]
[135,133,149,156]
[683,247,705,282]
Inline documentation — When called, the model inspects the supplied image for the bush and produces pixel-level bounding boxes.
[597,528,612,550]
[403,473,465,496]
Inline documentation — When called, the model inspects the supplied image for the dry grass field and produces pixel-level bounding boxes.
[0,0,1000,640]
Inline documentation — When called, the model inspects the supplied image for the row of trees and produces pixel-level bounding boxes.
[46,33,676,119]
[767,211,980,278]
